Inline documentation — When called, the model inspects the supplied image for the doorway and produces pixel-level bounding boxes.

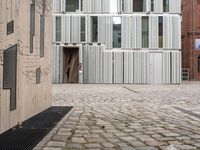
[63,47,79,83]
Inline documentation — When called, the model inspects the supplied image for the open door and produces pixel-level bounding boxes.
[63,47,79,83]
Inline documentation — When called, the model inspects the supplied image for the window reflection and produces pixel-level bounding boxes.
[113,17,121,48]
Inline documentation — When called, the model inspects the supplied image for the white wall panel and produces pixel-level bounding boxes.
[71,16,81,43]
[62,15,70,43]
[132,16,142,49]
[106,16,113,49]
[150,52,162,84]
[53,0,62,12]
[124,0,133,13]
[171,51,181,84]
[53,45,63,84]
[52,15,56,43]
[154,0,163,13]
[103,51,113,83]
[114,51,124,83]
[124,51,134,84]
[169,0,181,14]
[122,16,132,49]
[149,16,158,49]
[163,15,181,50]
[163,51,171,84]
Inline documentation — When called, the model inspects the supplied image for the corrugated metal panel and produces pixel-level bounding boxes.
[134,51,142,83]
[154,0,163,13]
[163,15,181,49]
[53,45,63,84]
[171,51,181,84]
[122,16,132,49]
[62,15,70,43]
[52,15,56,43]
[102,0,110,13]
[71,16,81,43]
[149,16,158,48]
[169,0,181,14]
[53,0,61,12]
[113,51,124,83]
[103,51,113,83]
[124,51,134,84]
[132,16,142,49]
[163,51,171,84]
[124,0,133,13]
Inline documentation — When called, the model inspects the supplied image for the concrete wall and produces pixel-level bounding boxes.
[0,0,52,134]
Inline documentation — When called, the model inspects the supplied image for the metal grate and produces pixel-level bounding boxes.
[0,106,73,150]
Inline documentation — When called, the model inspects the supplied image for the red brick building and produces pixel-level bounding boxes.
[182,0,200,80]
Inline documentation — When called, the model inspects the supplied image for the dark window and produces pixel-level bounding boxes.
[142,16,149,48]
[40,15,45,57]
[81,16,86,42]
[30,0,35,53]
[56,16,62,42]
[113,17,121,48]
[133,0,146,12]
[198,55,200,73]
[91,16,98,42]
[159,16,163,48]
[163,0,169,12]
[3,45,17,111]
[151,0,154,12]
[66,0,79,12]
[36,68,41,84]
[7,20,14,35]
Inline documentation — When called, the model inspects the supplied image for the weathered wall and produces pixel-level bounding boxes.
[182,0,200,80]
[0,0,52,134]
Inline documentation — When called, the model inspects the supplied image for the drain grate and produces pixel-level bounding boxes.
[0,106,73,150]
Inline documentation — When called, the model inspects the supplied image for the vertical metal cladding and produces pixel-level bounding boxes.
[53,0,181,84]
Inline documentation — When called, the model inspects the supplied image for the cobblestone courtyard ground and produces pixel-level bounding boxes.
[36,82,200,150]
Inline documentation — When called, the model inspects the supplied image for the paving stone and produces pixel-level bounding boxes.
[85,143,101,148]
[40,84,200,149]
[71,137,86,143]
[102,142,115,148]
[47,141,65,148]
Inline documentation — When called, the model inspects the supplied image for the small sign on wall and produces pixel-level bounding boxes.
[195,39,200,50]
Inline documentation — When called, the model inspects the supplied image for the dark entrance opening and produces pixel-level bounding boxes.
[63,47,79,83]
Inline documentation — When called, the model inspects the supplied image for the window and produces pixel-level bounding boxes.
[66,0,79,12]
[142,16,149,48]
[133,0,146,12]
[36,68,41,84]
[159,16,163,48]
[56,16,62,42]
[81,16,86,42]
[7,20,14,35]
[91,16,98,42]
[30,0,35,53]
[198,55,200,73]
[163,0,169,12]
[151,0,154,12]
[113,17,121,48]
[3,45,17,111]
[40,15,45,57]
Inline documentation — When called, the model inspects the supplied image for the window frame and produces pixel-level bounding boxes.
[7,20,14,35]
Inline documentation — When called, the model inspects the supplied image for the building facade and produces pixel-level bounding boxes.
[182,0,200,80]
[0,0,52,134]
[53,0,181,84]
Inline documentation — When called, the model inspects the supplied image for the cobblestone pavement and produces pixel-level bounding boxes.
[35,82,200,150]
